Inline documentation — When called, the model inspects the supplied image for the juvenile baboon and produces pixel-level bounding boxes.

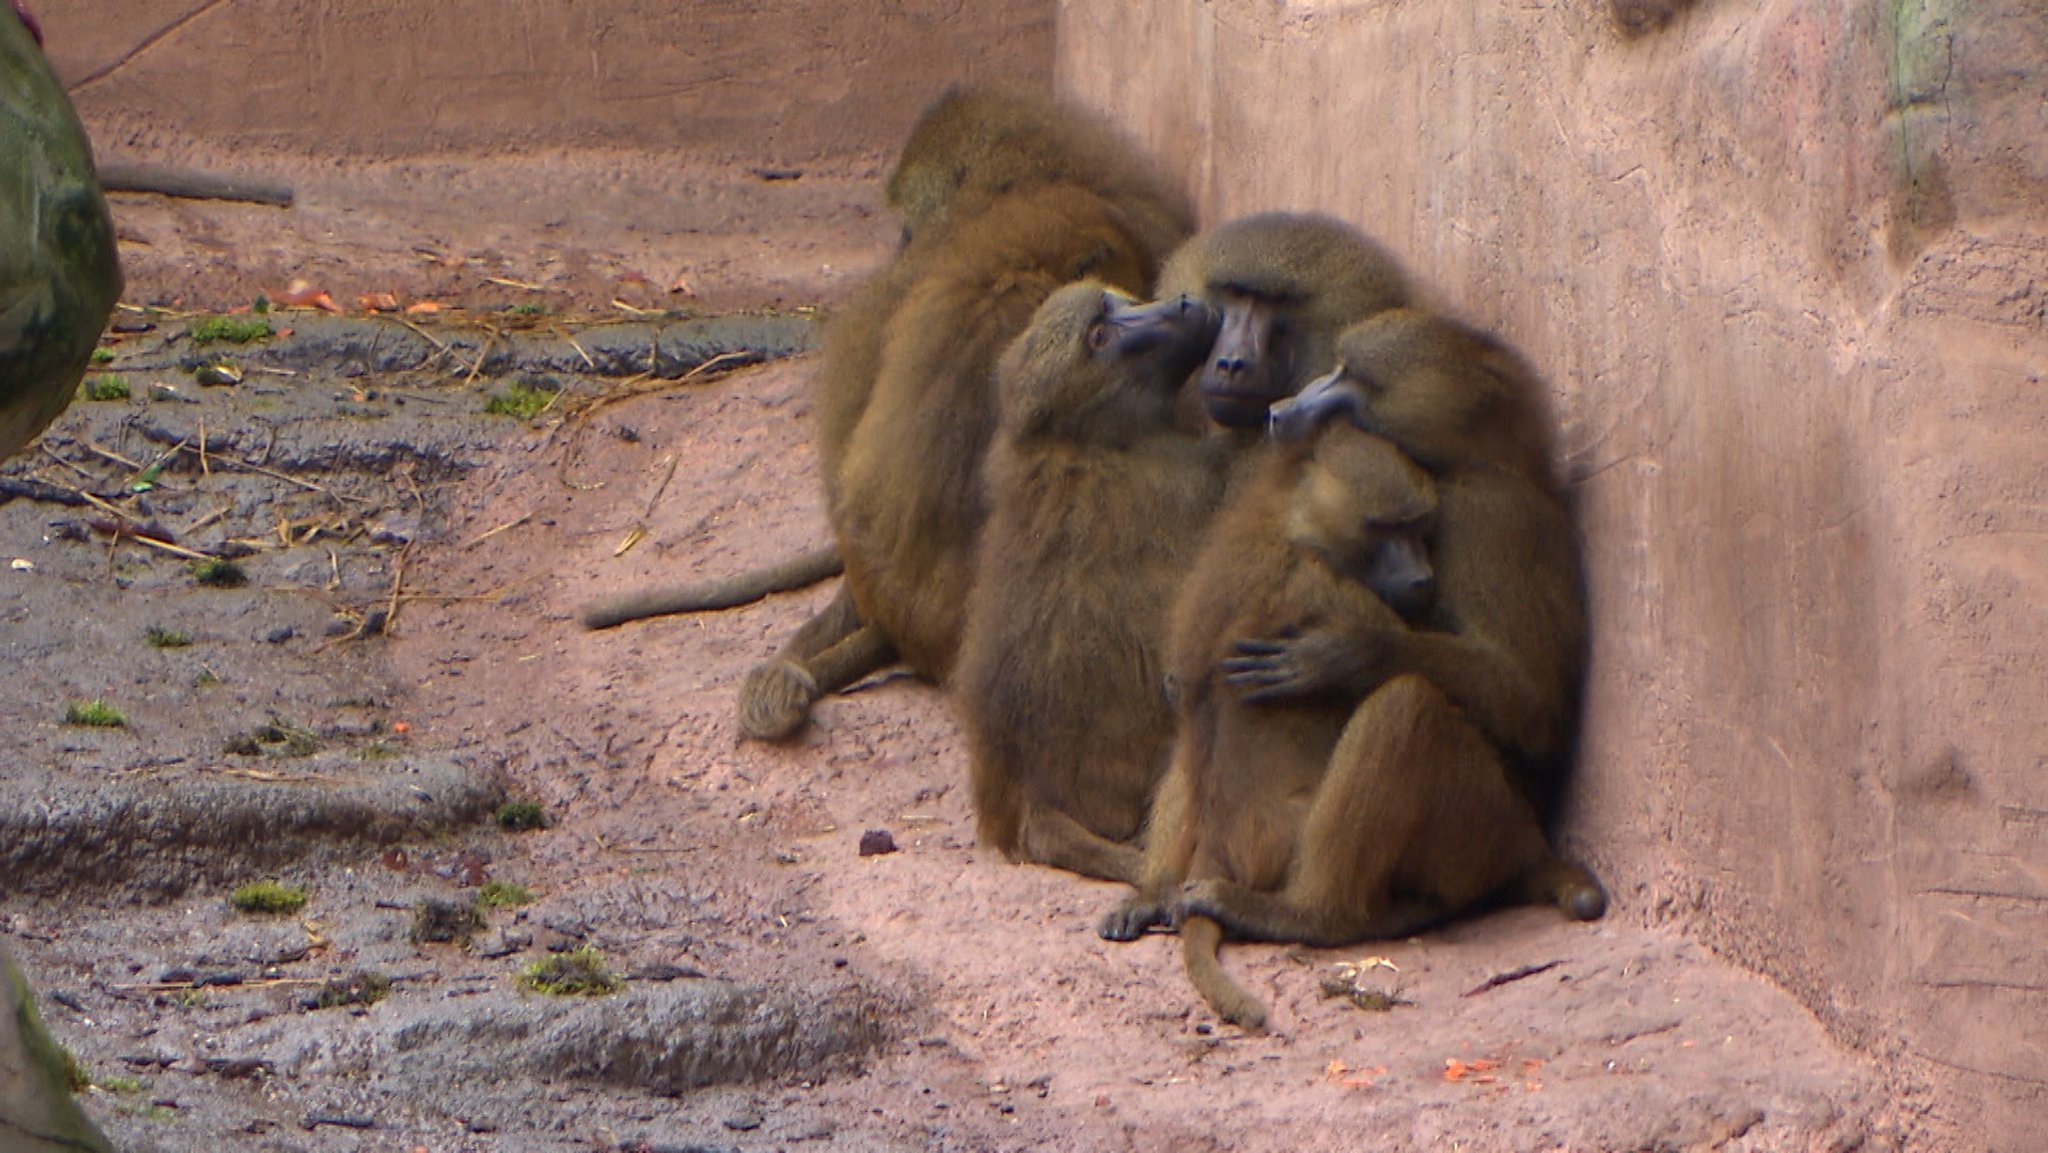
[1096,423,1451,1026]
[1229,309,1586,787]
[1100,315,1605,1028]
[1155,212,1412,432]
[955,281,1226,882]
[734,87,1195,740]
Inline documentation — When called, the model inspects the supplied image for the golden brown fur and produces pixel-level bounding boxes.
[1230,309,1587,791]
[1155,212,1413,431]
[1100,313,1606,1028]
[732,86,1195,740]
[956,282,1227,882]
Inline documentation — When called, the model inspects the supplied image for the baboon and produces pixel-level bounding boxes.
[735,86,1195,740]
[955,282,1226,883]
[1100,312,1604,1029]
[1155,212,1412,432]
[883,84,1192,261]
[1228,309,1586,785]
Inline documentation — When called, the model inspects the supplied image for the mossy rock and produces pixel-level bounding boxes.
[1,941,114,1152]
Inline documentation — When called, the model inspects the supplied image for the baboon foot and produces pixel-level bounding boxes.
[1516,857,1609,922]
[1098,896,1171,942]
[737,659,819,742]
[1562,880,1608,922]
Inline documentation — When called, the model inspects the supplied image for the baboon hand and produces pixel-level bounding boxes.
[1222,624,1384,703]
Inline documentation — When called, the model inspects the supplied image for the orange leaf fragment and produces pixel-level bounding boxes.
[392,721,411,734]
[1443,1057,1502,1082]
[357,291,401,313]
[1339,1064,1387,1089]
[277,278,342,313]
[403,300,445,315]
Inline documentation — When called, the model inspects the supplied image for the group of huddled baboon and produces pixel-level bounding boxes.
[583,86,1605,1029]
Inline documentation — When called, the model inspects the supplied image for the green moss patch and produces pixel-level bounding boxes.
[519,945,621,997]
[189,316,274,345]
[64,699,127,727]
[495,800,550,831]
[81,373,130,401]
[229,880,309,915]
[478,881,535,908]
[483,379,560,419]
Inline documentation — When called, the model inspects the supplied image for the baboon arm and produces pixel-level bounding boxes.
[581,546,843,628]
[1225,625,1561,764]
[1368,628,1563,764]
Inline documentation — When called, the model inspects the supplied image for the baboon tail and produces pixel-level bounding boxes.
[581,545,843,629]
[1181,915,1267,1030]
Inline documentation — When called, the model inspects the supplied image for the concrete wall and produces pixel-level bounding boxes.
[1057,0,2046,1144]
[38,0,1054,164]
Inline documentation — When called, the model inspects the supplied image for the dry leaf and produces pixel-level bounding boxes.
[403,300,445,315]
[1443,1057,1502,1082]
[277,279,342,312]
[357,292,401,312]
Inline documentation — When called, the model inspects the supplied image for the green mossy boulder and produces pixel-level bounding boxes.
[1,10,123,460]
[1,941,113,1152]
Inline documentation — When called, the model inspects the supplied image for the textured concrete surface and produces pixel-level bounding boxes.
[1057,1,2046,1145]
[39,0,1054,163]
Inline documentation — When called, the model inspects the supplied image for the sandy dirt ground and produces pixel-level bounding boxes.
[0,173,1917,1152]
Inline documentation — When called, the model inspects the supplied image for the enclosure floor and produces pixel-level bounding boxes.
[1,151,1923,1151]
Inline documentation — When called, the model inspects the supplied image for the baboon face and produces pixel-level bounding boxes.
[1272,310,1515,473]
[998,282,1218,440]
[1285,425,1439,618]
[1197,288,1305,430]
[1158,212,1412,431]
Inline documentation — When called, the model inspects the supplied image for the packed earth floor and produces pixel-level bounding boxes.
[0,156,1916,1152]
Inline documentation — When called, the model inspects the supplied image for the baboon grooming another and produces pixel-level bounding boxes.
[956,282,1226,883]
[740,87,1193,741]
[1101,310,1605,1029]
[1156,212,1413,432]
